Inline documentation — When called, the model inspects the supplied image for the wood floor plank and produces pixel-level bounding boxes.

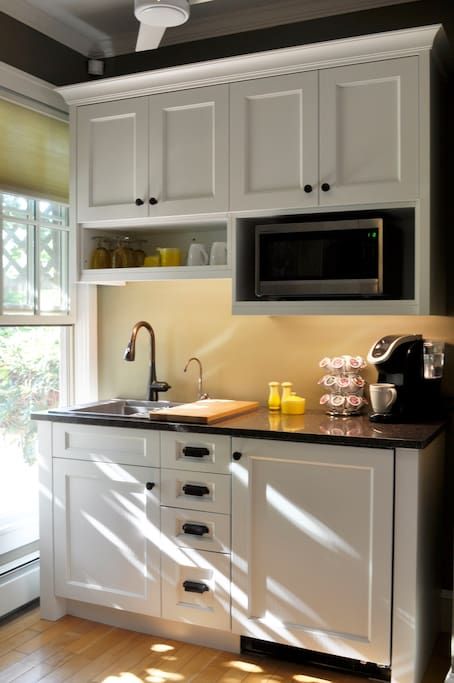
[65,631,143,683]
[89,633,160,682]
[9,649,74,683]
[15,616,87,655]
[0,629,43,657]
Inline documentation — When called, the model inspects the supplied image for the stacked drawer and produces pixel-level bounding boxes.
[160,431,231,630]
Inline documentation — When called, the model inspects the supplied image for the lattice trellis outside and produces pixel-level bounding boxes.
[1,193,70,315]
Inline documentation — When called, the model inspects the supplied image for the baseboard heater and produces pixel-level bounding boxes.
[0,555,40,620]
[241,637,391,681]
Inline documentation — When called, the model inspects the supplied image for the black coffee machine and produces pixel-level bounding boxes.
[367,333,443,422]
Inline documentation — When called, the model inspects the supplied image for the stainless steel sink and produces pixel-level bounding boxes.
[50,398,181,418]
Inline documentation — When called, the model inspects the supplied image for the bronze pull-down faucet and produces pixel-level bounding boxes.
[124,320,171,401]
[184,356,209,400]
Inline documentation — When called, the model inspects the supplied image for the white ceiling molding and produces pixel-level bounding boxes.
[0,61,68,118]
[0,0,95,56]
[57,24,443,106]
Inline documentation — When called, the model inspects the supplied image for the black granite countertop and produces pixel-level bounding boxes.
[32,407,446,450]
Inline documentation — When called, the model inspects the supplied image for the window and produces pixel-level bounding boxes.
[1,192,70,316]
[0,190,72,616]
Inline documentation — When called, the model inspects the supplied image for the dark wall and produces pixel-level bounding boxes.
[104,0,454,79]
[0,12,87,86]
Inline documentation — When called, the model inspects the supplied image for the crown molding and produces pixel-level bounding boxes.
[0,61,68,118]
[57,24,443,106]
[0,0,94,56]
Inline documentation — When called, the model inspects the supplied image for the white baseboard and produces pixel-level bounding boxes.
[0,561,40,619]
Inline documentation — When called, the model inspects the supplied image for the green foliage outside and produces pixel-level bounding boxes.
[0,327,60,464]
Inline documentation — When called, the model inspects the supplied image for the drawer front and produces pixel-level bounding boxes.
[160,431,231,474]
[161,469,231,514]
[162,548,231,630]
[53,422,159,467]
[161,506,230,553]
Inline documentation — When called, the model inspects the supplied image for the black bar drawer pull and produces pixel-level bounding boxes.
[183,580,209,594]
[182,523,209,536]
[182,484,210,497]
[182,446,210,458]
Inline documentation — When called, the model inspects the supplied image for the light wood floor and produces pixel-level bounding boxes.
[0,605,450,683]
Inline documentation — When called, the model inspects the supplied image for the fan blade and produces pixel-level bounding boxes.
[136,23,166,51]
[190,0,214,4]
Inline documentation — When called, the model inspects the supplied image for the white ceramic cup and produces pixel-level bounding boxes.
[369,383,397,414]
[209,241,227,266]
[187,243,209,266]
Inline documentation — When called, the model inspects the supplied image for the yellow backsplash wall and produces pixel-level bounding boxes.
[98,280,454,406]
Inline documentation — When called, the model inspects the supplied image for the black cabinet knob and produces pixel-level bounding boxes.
[303,184,313,193]
[149,197,158,205]
[146,482,155,490]
[135,198,144,206]
[232,451,242,461]
[321,183,331,192]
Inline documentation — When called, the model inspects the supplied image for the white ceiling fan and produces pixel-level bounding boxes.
[134,0,214,51]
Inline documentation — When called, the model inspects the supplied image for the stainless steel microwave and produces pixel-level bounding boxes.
[255,218,384,298]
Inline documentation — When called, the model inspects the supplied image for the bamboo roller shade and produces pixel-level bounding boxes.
[0,99,69,203]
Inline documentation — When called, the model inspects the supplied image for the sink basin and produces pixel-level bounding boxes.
[50,398,181,418]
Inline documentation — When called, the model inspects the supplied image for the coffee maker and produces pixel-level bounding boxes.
[366,333,443,422]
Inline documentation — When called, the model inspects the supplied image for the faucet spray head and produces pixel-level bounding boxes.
[123,340,135,361]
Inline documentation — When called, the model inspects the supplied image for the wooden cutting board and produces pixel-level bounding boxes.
[148,399,259,424]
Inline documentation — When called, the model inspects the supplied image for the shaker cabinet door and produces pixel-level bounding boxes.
[231,438,394,665]
[230,72,319,211]
[149,85,229,216]
[319,57,419,205]
[77,98,149,221]
[53,458,161,616]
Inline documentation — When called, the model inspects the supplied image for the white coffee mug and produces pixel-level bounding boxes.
[187,243,208,266]
[209,241,227,266]
[369,383,397,414]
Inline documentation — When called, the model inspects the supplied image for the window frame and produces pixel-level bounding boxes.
[0,192,72,321]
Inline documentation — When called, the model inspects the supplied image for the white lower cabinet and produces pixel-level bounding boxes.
[53,457,161,615]
[231,437,394,665]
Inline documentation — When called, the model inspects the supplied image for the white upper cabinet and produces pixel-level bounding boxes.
[149,87,229,217]
[77,98,149,222]
[319,57,419,206]
[77,85,229,222]
[230,57,419,211]
[229,72,319,211]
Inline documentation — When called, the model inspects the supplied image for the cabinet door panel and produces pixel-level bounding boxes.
[230,72,318,210]
[54,459,160,616]
[232,438,393,665]
[77,98,149,221]
[150,86,228,215]
[319,58,419,204]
